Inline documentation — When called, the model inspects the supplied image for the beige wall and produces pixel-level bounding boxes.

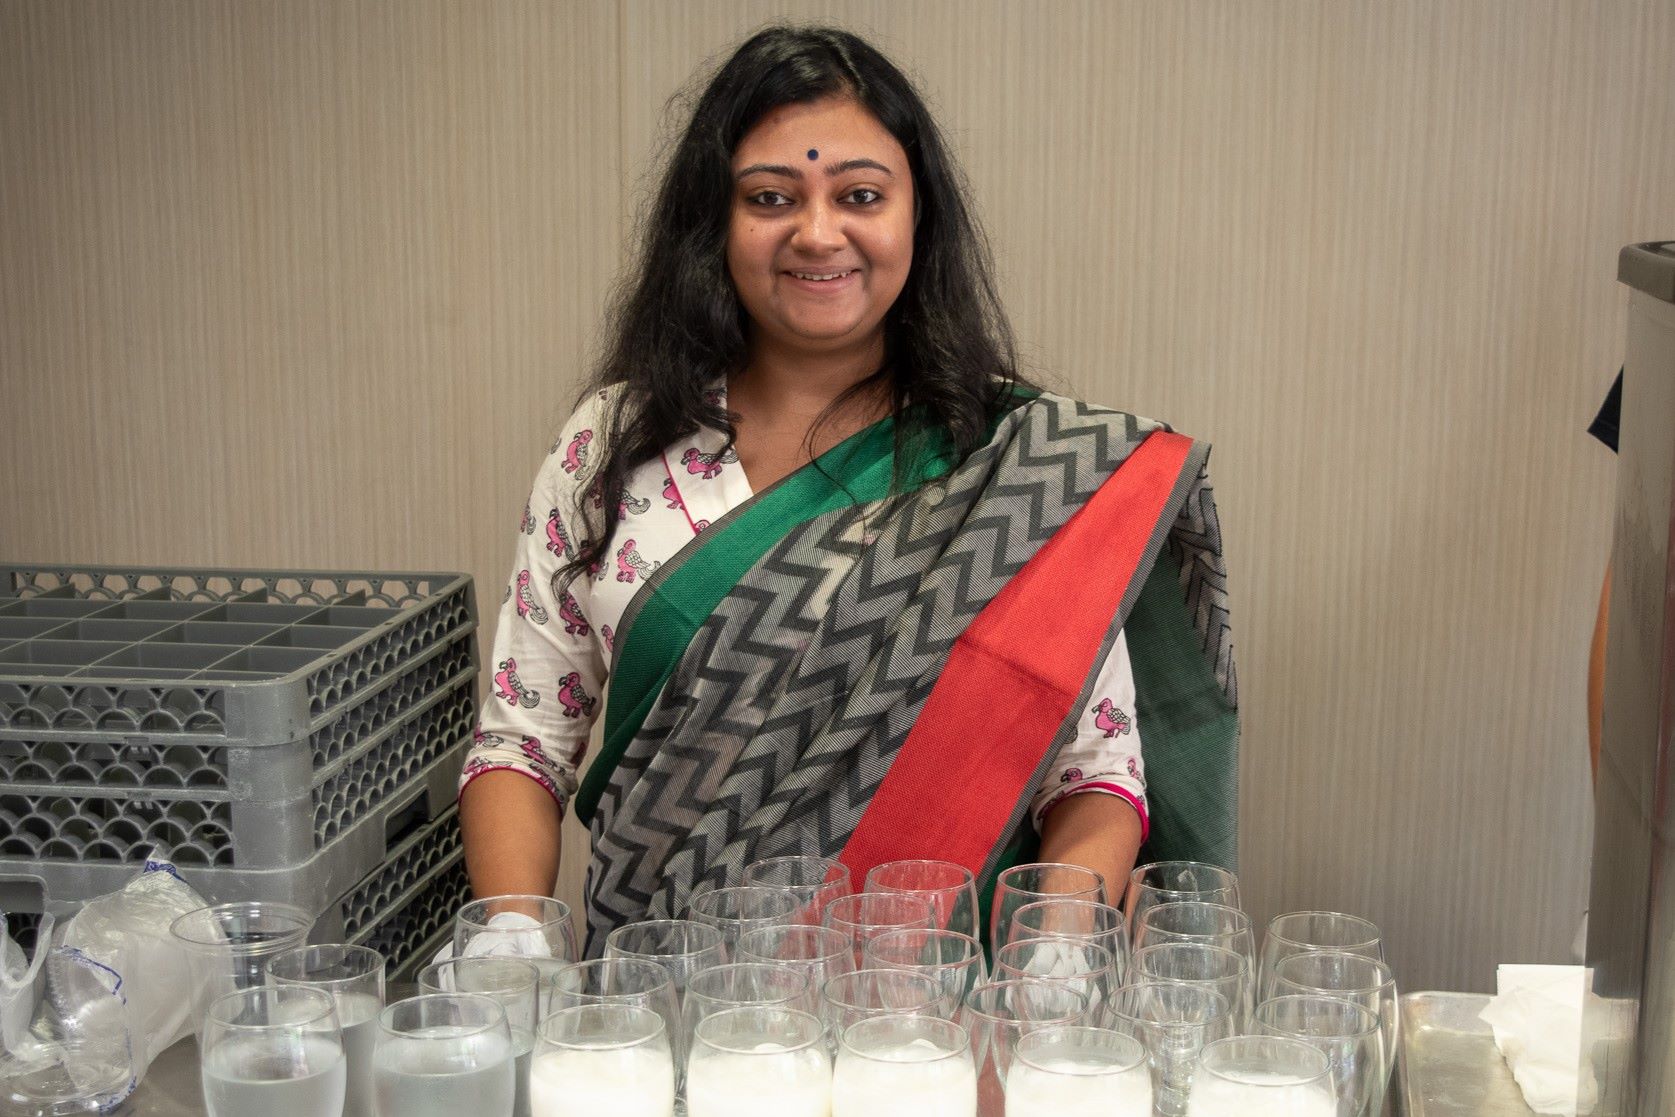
[4,0,1671,992]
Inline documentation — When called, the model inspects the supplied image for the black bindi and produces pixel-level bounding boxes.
[806,148,819,161]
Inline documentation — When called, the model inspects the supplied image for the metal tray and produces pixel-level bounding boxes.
[1401,991,1536,1116]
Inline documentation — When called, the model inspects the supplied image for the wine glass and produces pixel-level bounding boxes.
[1132,903,1256,975]
[1267,950,1399,1096]
[832,1014,975,1117]
[1187,1036,1336,1116]
[990,865,1106,954]
[862,928,988,1019]
[1008,899,1130,984]
[686,1007,829,1117]
[1255,995,1384,1117]
[199,985,345,1117]
[1257,913,1383,1002]
[819,969,945,1054]
[686,885,799,959]
[454,896,579,963]
[1130,942,1254,1030]
[266,944,385,1117]
[962,979,1088,1111]
[823,893,936,968]
[1006,1025,1151,1116]
[1122,863,1238,936]
[679,962,815,1076]
[993,938,1117,1022]
[865,859,981,939]
[744,856,854,924]
[737,924,856,993]
[1107,981,1233,1117]
[604,920,727,1005]
[372,993,516,1117]
[418,957,540,1117]
[528,1003,674,1117]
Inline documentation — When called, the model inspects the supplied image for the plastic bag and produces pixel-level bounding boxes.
[1,912,54,1054]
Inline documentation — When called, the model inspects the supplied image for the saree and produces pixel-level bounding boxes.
[571,392,1238,950]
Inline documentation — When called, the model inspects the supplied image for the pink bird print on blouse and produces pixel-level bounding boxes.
[681,445,738,480]
[617,492,652,520]
[558,591,590,637]
[615,539,659,583]
[555,672,597,719]
[562,430,594,474]
[662,474,686,511]
[514,570,548,625]
[520,504,536,535]
[545,509,571,558]
[602,624,615,652]
[494,658,540,708]
[1091,698,1132,738]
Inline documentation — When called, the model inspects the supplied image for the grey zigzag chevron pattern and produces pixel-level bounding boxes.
[583,395,1194,945]
[1167,468,1237,706]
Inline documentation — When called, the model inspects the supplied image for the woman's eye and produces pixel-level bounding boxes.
[748,190,792,207]
[846,188,882,205]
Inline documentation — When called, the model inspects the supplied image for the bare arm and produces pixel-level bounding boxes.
[1036,793,1145,902]
[460,770,563,899]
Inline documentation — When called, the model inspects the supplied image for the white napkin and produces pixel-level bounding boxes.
[1478,964,1599,1115]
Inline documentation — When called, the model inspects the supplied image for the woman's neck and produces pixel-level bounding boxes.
[730,333,887,422]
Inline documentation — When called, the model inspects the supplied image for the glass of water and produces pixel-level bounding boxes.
[686,885,799,960]
[989,865,1107,955]
[454,896,579,963]
[418,958,540,1117]
[372,993,515,1117]
[1006,1025,1150,1117]
[687,1007,830,1117]
[527,1003,674,1117]
[744,856,854,924]
[199,984,345,1117]
[832,1014,975,1117]
[863,927,988,1019]
[1186,1036,1337,1117]
[865,860,982,940]
[266,944,385,1117]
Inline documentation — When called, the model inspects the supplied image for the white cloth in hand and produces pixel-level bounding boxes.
[428,911,554,973]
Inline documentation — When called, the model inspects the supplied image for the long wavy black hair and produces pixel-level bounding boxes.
[564,24,1024,580]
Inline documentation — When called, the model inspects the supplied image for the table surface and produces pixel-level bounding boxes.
[119,1037,203,1117]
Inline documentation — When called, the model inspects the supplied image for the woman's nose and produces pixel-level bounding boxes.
[790,199,846,253]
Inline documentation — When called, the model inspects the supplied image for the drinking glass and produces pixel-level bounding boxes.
[1006,1025,1151,1117]
[687,1007,829,1117]
[820,969,945,1053]
[199,985,345,1117]
[267,944,385,1117]
[1187,1036,1337,1116]
[418,958,540,1117]
[1255,995,1384,1117]
[686,885,799,959]
[170,902,315,1032]
[963,979,1088,1114]
[454,896,579,963]
[1007,899,1130,983]
[863,928,988,1018]
[372,993,515,1117]
[993,939,1117,1022]
[547,958,681,1058]
[865,860,982,939]
[680,963,815,1074]
[1107,981,1233,1117]
[1130,942,1254,1030]
[737,924,856,995]
[604,920,727,1005]
[1257,913,1383,1002]
[1268,950,1399,1094]
[823,893,936,967]
[528,1003,674,1117]
[1133,903,1256,972]
[1122,863,1239,936]
[744,856,854,923]
[832,1014,975,1117]
[989,865,1106,954]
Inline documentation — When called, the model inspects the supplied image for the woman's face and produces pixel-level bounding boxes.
[727,96,915,363]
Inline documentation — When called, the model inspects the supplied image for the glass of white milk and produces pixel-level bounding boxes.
[527,1003,674,1117]
[685,1006,830,1117]
[1005,1025,1150,1117]
[831,1012,975,1117]
[1185,1036,1338,1117]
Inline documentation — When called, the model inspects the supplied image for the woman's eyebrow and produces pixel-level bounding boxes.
[735,158,896,180]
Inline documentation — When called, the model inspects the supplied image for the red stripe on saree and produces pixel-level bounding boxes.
[838,429,1194,882]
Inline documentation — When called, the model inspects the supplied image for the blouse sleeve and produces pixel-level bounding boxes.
[459,416,607,818]
[1030,629,1149,840]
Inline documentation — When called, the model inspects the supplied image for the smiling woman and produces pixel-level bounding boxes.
[457,25,1238,952]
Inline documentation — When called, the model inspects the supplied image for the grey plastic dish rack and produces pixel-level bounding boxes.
[0,564,479,956]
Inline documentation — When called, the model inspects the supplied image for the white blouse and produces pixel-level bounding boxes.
[462,386,1150,837]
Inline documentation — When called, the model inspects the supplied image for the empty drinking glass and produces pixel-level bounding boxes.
[1006,1025,1151,1117]
[454,896,579,963]
[1130,942,1254,1030]
[372,993,515,1117]
[820,969,945,1053]
[865,860,981,939]
[267,944,385,1117]
[527,1003,674,1117]
[744,856,854,923]
[993,939,1117,1022]
[1268,950,1399,1095]
[863,928,988,1018]
[170,902,315,1033]
[199,985,345,1117]
[1187,1036,1337,1116]
[1123,863,1239,936]
[1007,899,1130,983]
[1107,981,1233,1117]
[832,1014,976,1117]
[963,979,1088,1114]
[823,893,936,968]
[1257,913,1383,1002]
[990,865,1107,955]
[737,924,857,994]
[604,920,727,1005]
[418,958,540,1117]
[686,885,799,959]
[687,1007,830,1117]
[1255,995,1384,1117]
[1134,903,1256,973]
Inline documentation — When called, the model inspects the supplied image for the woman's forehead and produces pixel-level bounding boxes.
[732,97,905,168]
